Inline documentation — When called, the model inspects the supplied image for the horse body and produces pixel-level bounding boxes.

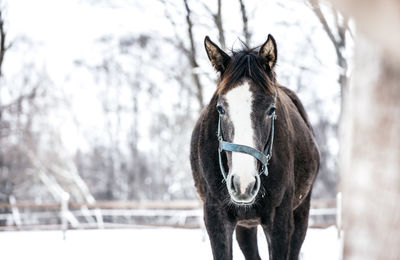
[190,35,319,260]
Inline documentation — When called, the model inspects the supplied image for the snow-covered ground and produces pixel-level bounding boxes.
[0,226,340,259]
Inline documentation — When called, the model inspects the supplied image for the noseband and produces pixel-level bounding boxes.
[217,90,277,181]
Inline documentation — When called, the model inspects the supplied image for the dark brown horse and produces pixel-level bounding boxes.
[190,35,320,260]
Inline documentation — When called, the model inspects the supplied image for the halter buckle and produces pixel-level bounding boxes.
[261,164,269,177]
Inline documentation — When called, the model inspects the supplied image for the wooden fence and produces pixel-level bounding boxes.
[0,199,337,231]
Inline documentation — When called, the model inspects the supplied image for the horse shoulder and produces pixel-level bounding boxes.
[278,86,320,209]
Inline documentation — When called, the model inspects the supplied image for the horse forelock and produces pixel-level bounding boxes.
[216,49,276,95]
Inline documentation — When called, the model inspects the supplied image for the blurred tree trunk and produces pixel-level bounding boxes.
[0,8,7,218]
[0,8,5,78]
[336,0,400,259]
[183,0,204,108]
[0,7,6,123]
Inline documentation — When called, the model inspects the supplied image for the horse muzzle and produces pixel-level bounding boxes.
[227,173,261,205]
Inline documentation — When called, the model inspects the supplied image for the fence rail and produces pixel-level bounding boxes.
[0,199,337,231]
[0,200,203,210]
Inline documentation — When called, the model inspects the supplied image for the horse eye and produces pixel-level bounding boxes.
[267,106,276,116]
[217,104,225,115]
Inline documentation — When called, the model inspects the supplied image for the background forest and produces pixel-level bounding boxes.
[0,0,350,206]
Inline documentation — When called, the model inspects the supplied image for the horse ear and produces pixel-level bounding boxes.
[259,34,277,69]
[204,36,230,73]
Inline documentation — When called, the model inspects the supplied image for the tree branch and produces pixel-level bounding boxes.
[183,0,204,108]
[215,0,226,49]
[309,0,343,61]
[202,1,226,49]
[0,85,39,112]
[238,0,251,45]
[159,0,189,54]
[308,0,349,111]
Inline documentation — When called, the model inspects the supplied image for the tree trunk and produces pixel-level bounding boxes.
[0,9,5,77]
[337,0,400,259]
[215,0,226,49]
[238,0,251,46]
[183,0,204,109]
[309,0,348,112]
[341,36,400,260]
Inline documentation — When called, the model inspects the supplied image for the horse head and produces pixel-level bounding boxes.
[205,35,278,205]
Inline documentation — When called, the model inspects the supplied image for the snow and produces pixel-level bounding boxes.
[0,226,340,259]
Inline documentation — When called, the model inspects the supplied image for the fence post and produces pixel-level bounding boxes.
[336,192,342,238]
[9,195,22,228]
[61,192,70,240]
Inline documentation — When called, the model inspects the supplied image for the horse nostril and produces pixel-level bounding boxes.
[252,178,259,193]
[246,177,259,196]
[230,177,235,191]
[230,175,240,194]
[246,180,256,195]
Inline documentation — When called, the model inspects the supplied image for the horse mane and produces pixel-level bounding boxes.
[217,48,276,95]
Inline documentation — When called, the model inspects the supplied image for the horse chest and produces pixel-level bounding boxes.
[237,218,261,228]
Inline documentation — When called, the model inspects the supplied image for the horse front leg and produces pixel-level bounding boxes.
[289,192,312,260]
[263,192,294,260]
[204,199,235,260]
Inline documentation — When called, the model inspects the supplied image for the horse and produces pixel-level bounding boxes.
[190,35,320,260]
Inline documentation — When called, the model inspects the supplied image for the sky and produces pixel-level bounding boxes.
[2,0,342,157]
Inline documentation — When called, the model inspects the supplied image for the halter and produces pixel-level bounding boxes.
[217,90,277,181]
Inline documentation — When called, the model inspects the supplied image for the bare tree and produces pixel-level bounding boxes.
[0,6,9,209]
[215,0,225,49]
[0,6,6,125]
[0,8,6,77]
[162,0,251,109]
[0,7,7,218]
[308,0,349,110]
[183,0,204,108]
[202,0,226,49]
[161,0,255,109]
[0,7,36,121]
[238,0,251,45]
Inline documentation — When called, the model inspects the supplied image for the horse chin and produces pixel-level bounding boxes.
[230,195,256,206]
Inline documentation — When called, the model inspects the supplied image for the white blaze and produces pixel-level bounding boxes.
[225,82,257,193]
